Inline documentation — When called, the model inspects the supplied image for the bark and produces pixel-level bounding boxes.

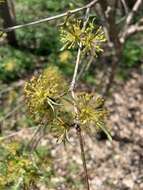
[0,0,17,46]
[125,0,137,9]
[103,50,121,97]
[99,0,122,96]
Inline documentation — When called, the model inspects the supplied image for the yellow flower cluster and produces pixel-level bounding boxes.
[76,93,107,125]
[60,18,106,55]
[76,92,111,140]
[4,141,20,155]
[60,19,82,50]
[3,58,17,72]
[7,157,35,183]
[24,66,68,124]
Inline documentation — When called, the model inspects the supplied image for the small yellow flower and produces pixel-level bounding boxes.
[60,18,106,55]
[4,59,17,72]
[60,19,82,50]
[77,92,108,124]
[76,92,111,140]
[4,142,20,155]
[59,50,72,63]
[24,66,68,124]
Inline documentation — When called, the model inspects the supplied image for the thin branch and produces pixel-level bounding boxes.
[0,97,24,123]
[77,55,94,80]
[70,7,91,190]
[29,125,46,151]
[0,127,36,141]
[125,24,143,36]
[95,3,110,43]
[120,0,129,14]
[125,0,142,26]
[120,0,143,43]
[70,45,82,95]
[0,131,22,141]
[120,17,143,42]
[0,0,98,33]
[0,80,24,96]
[76,125,90,190]
[70,7,90,93]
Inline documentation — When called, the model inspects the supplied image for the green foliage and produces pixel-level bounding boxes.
[17,26,60,55]
[84,73,97,85]
[0,46,35,81]
[16,0,78,13]
[0,142,53,189]
[122,40,143,68]
[15,0,83,54]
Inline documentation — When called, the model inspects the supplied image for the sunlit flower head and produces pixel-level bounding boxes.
[75,92,111,140]
[60,18,106,55]
[24,66,68,124]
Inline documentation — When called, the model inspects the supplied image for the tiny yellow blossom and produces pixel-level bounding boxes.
[59,50,72,63]
[4,59,17,72]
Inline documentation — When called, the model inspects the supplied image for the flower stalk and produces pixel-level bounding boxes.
[69,8,91,190]
[76,124,90,190]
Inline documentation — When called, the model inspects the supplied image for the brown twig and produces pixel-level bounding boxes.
[76,125,90,190]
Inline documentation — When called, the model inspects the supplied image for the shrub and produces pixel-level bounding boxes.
[0,141,53,189]
[0,46,35,82]
[15,0,84,54]
[122,39,143,68]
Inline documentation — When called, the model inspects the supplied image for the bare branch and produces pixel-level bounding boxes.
[70,8,91,190]
[77,55,94,80]
[70,45,82,95]
[0,96,23,123]
[125,0,142,26]
[0,127,36,141]
[125,24,143,36]
[120,17,143,42]
[0,80,24,96]
[95,3,110,43]
[0,0,98,33]
[120,0,129,14]
[120,0,143,43]
[76,125,90,190]
[70,7,90,93]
